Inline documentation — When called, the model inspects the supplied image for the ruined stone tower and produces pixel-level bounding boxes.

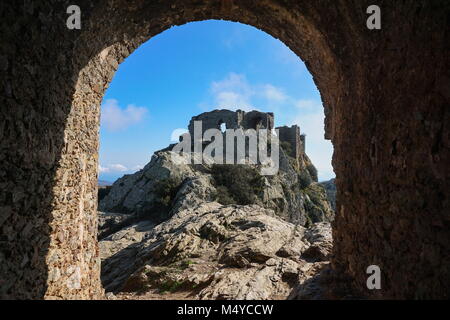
[188,109,275,137]
[276,125,306,160]
[186,109,306,163]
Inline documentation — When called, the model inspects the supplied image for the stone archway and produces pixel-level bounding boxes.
[0,1,448,299]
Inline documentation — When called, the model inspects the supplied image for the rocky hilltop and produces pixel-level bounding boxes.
[98,110,335,299]
[100,109,333,226]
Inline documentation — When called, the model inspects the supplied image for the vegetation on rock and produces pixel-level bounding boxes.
[280,141,294,157]
[146,177,183,221]
[298,170,313,189]
[320,179,336,211]
[210,164,265,206]
[303,183,335,224]
[98,186,111,202]
[306,163,318,182]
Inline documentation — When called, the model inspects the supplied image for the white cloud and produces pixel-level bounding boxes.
[98,163,128,173]
[205,73,290,111]
[295,99,319,110]
[290,101,335,181]
[132,164,144,171]
[171,128,189,142]
[216,91,251,110]
[98,165,110,173]
[99,163,145,174]
[262,84,287,103]
[210,73,254,111]
[101,99,148,131]
[109,164,128,172]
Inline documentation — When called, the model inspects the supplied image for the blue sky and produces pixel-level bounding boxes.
[99,20,334,182]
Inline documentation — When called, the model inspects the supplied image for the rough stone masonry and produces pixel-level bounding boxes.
[187,109,305,163]
[0,0,448,299]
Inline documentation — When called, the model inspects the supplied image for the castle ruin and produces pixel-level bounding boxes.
[187,109,306,162]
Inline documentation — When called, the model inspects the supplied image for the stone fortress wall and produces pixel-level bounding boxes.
[276,125,306,159]
[187,109,305,161]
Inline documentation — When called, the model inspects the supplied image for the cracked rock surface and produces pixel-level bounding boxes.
[100,203,333,299]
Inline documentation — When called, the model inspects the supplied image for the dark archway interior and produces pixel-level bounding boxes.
[0,0,448,299]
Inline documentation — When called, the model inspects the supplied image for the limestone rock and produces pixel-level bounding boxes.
[301,222,333,261]
[98,211,135,240]
[99,148,333,227]
[98,111,336,297]
[320,178,336,211]
[99,151,217,222]
[100,202,333,299]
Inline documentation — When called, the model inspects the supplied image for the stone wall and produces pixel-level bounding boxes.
[277,125,304,160]
[243,111,274,130]
[0,0,448,299]
[189,110,243,137]
[188,109,274,138]
[300,135,306,154]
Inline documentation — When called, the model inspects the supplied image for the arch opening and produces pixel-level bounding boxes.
[96,19,336,298]
[3,1,345,299]
[3,1,447,300]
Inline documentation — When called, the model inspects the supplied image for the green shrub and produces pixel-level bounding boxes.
[211,164,264,205]
[139,177,182,222]
[214,185,235,205]
[280,141,294,157]
[303,184,330,224]
[159,280,184,293]
[306,163,318,182]
[98,186,111,202]
[304,214,313,228]
[154,177,181,207]
[180,260,196,269]
[298,170,313,189]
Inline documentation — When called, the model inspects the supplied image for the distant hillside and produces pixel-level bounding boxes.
[98,180,112,187]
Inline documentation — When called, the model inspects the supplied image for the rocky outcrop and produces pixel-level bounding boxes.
[100,202,333,299]
[99,150,333,227]
[97,110,336,299]
[99,109,334,227]
[99,152,217,219]
[320,179,336,211]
